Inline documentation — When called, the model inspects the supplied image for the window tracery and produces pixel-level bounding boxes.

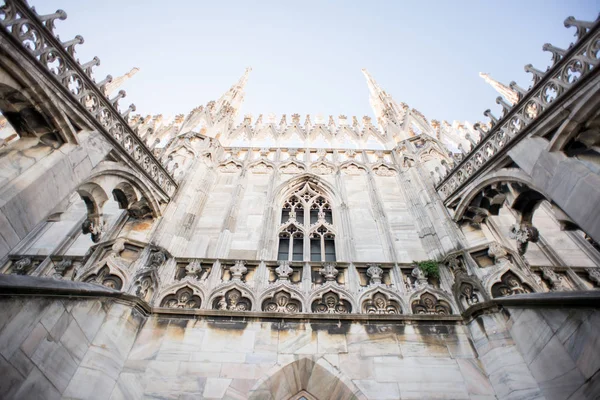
[160,287,202,309]
[213,288,252,311]
[311,291,351,314]
[411,292,452,315]
[362,292,402,314]
[491,271,532,298]
[85,266,123,290]
[262,290,302,313]
[278,182,336,262]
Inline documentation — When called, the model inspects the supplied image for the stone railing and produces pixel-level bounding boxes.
[436,16,600,201]
[0,0,177,197]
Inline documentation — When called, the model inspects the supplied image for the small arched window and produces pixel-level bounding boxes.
[277,182,336,262]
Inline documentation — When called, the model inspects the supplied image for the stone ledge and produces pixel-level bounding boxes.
[1,275,599,324]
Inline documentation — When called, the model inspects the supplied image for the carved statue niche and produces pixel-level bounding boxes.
[160,287,201,309]
[133,274,155,302]
[213,288,252,311]
[491,271,532,298]
[312,291,351,314]
[262,291,302,313]
[85,266,123,290]
[411,292,452,315]
[362,292,402,314]
[458,282,480,308]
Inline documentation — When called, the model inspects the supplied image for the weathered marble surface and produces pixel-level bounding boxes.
[1,291,599,400]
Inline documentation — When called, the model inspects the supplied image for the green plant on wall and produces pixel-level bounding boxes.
[416,260,440,280]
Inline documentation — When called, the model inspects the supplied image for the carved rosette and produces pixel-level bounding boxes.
[362,292,402,314]
[160,287,201,309]
[214,289,252,311]
[312,291,351,314]
[411,293,452,315]
[262,291,302,313]
[366,264,384,285]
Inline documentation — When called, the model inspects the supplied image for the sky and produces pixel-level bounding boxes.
[35,0,599,125]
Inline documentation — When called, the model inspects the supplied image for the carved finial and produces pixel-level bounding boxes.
[36,9,67,34]
[479,72,519,105]
[483,109,499,126]
[496,96,512,116]
[542,43,566,66]
[509,81,527,99]
[121,104,136,119]
[79,56,100,78]
[61,35,84,56]
[564,16,595,40]
[110,90,126,108]
[524,64,546,85]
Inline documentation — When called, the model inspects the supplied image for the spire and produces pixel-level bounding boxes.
[103,67,139,96]
[479,72,519,105]
[361,68,406,128]
[216,67,252,117]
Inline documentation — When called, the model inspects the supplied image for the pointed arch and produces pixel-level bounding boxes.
[484,266,537,298]
[308,285,356,314]
[207,281,256,311]
[409,288,455,315]
[451,275,487,312]
[248,356,366,400]
[275,175,339,262]
[358,286,407,314]
[156,280,207,308]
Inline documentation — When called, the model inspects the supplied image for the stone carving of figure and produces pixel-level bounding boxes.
[12,257,32,275]
[541,267,564,291]
[487,242,509,265]
[53,259,72,279]
[411,266,428,288]
[148,250,167,269]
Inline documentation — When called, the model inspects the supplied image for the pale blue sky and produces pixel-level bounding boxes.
[36,1,598,124]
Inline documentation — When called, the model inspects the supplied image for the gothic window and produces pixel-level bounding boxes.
[278,182,336,262]
[85,266,123,290]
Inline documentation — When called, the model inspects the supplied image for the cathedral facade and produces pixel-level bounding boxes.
[1,1,600,399]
